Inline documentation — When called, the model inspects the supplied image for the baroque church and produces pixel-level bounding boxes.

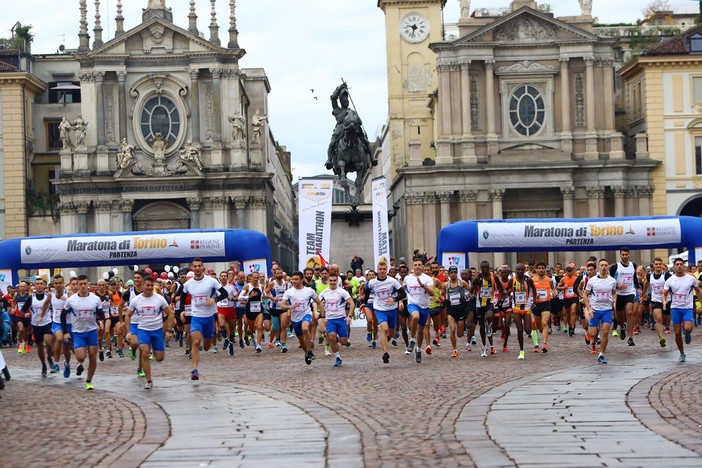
[377,0,658,267]
[10,0,296,271]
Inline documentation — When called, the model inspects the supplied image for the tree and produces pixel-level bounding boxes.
[642,0,672,20]
[11,22,34,52]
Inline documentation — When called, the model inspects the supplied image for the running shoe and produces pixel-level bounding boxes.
[611,329,618,337]
[685,330,692,345]
[597,355,608,364]
[239,339,245,349]
[451,350,458,359]
[627,337,635,347]
[471,336,477,345]
[465,343,472,352]
[585,336,591,346]
[383,352,390,364]
[129,347,136,360]
[309,351,316,361]
[268,342,274,349]
[489,347,496,355]
[25,344,32,353]
[281,344,288,353]
[244,335,250,347]
[366,332,372,342]
[541,344,548,353]
[679,354,686,363]
[568,328,575,337]
[371,341,377,349]
[502,346,508,352]
[432,338,439,347]
[633,328,640,336]
[64,361,71,378]
[191,369,199,380]
[84,381,94,390]
[425,345,432,355]
[435,337,441,348]
[619,323,627,340]
[106,350,112,359]
[415,349,422,363]
[117,348,124,358]
[659,337,666,348]
[480,347,488,358]
[144,381,153,390]
[324,345,332,357]
[408,339,416,353]
[533,345,539,353]
[305,352,312,365]
[404,347,412,355]
[486,323,493,337]
[223,338,230,350]
[47,355,54,368]
[17,343,25,354]
[41,364,47,377]
[51,363,59,374]
[275,339,282,347]
[137,368,146,378]
[334,356,342,367]
[591,344,597,354]
[99,349,104,362]
[318,333,324,345]
[76,364,84,376]
[391,338,398,347]
[228,342,235,356]
[345,341,351,347]
[212,346,218,354]
[185,347,191,355]
[562,326,568,333]
[665,327,671,334]
[255,345,262,353]
[518,351,525,360]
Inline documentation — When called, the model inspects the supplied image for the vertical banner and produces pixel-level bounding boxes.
[298,179,333,271]
[441,252,467,271]
[372,177,390,269]
[0,269,13,294]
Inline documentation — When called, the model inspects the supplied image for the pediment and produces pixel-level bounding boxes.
[85,17,239,58]
[452,7,599,46]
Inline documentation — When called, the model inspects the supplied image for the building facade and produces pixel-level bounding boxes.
[378,0,659,267]
[1,0,296,272]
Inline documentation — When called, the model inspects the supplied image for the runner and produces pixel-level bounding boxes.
[216,271,238,356]
[105,280,124,358]
[511,264,535,360]
[470,261,504,357]
[662,257,702,362]
[557,265,579,336]
[366,261,404,364]
[61,275,105,390]
[313,267,330,353]
[396,264,410,349]
[494,266,512,352]
[403,258,435,363]
[576,262,597,345]
[425,262,445,355]
[642,258,672,348]
[12,281,31,353]
[443,265,470,358]
[21,278,52,376]
[583,259,617,364]
[238,271,265,353]
[532,261,556,353]
[94,280,112,362]
[609,248,640,346]
[231,271,248,349]
[125,275,174,389]
[266,266,291,353]
[39,275,71,376]
[180,258,229,380]
[119,272,146,378]
[319,272,355,366]
[281,271,324,365]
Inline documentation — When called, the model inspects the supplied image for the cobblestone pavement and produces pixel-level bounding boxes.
[1,325,701,467]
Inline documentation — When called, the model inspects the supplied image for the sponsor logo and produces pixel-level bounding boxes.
[448,256,461,266]
[25,247,31,255]
[248,263,262,273]
[305,255,322,269]
[483,231,489,240]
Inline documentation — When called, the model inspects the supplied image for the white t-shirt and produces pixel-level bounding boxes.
[664,274,699,309]
[29,292,51,327]
[585,275,617,312]
[367,277,402,312]
[613,261,636,296]
[51,291,68,324]
[217,284,237,308]
[63,293,103,333]
[182,276,221,318]
[403,273,433,309]
[648,272,671,303]
[319,287,351,320]
[282,287,317,323]
[130,293,169,331]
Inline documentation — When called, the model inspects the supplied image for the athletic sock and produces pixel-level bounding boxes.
[334,352,340,359]
[531,330,538,345]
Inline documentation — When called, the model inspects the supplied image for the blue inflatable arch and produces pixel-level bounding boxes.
[437,216,702,267]
[0,229,272,284]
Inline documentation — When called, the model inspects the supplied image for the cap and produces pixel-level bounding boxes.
[448,265,458,272]
[126,280,134,286]
[186,271,195,278]
[565,266,574,271]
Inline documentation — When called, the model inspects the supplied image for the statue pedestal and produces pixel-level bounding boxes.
[73,146,89,175]
[229,146,247,171]
[96,146,111,176]
[250,147,264,170]
[583,133,599,161]
[210,142,224,172]
[60,149,74,174]
[152,162,169,177]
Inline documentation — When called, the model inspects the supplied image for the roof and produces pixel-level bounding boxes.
[0,61,18,72]
[644,24,702,56]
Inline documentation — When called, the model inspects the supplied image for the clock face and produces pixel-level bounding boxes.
[399,12,430,44]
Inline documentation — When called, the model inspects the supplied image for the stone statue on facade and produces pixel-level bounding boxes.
[59,117,73,150]
[228,111,247,147]
[72,115,88,147]
[150,132,167,163]
[325,82,377,205]
[115,138,144,178]
[578,0,592,16]
[176,140,204,175]
[251,109,267,146]
[147,0,166,8]
[460,0,471,18]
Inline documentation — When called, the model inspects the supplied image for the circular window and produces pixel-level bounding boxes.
[509,85,545,137]
[140,95,181,149]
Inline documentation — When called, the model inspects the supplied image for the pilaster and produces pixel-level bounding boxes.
[560,186,575,218]
[119,199,134,231]
[187,197,202,229]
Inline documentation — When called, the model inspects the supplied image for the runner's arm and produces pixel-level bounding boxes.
[39,292,52,321]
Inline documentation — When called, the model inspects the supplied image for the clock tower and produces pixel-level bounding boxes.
[378,0,446,178]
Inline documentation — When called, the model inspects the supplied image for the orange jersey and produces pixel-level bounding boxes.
[532,275,552,303]
[561,275,577,299]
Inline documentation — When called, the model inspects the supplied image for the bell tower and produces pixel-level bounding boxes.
[378,0,446,177]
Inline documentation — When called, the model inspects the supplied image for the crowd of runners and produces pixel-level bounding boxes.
[1,248,701,391]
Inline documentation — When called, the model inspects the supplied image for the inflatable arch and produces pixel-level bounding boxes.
[437,216,702,268]
[0,229,272,285]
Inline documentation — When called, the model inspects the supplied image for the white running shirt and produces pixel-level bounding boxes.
[403,273,433,309]
[182,276,221,318]
[664,274,699,309]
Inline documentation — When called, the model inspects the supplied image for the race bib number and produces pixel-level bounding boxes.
[375,289,390,301]
[325,301,340,313]
[514,292,526,305]
[449,292,461,306]
[111,306,120,317]
[536,290,547,301]
[184,305,192,316]
[76,309,93,319]
[250,301,262,313]
[480,287,492,299]
[218,299,229,307]
[192,295,208,306]
[595,291,610,301]
[620,274,633,285]
[566,288,574,297]
[652,285,663,294]
[674,293,688,303]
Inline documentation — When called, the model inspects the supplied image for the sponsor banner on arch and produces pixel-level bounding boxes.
[477,219,682,249]
[20,232,226,264]
[298,179,333,271]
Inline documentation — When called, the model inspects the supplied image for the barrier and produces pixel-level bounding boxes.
[437,216,702,268]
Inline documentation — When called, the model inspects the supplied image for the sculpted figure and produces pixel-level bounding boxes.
[59,117,73,149]
[251,109,267,146]
[151,132,167,163]
[228,112,247,146]
[177,140,204,175]
[72,115,88,147]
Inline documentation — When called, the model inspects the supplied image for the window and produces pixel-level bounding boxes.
[695,137,702,175]
[508,85,545,137]
[140,95,181,146]
[693,77,702,105]
[46,120,62,150]
[691,34,702,53]
[48,81,81,104]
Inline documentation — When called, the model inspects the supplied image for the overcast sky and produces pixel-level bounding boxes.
[3,0,696,180]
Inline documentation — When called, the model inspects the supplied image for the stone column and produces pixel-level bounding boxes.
[210,68,222,143]
[210,196,229,229]
[560,186,575,218]
[249,196,268,234]
[187,197,202,229]
[560,58,573,154]
[233,196,248,229]
[75,201,90,233]
[489,189,505,266]
[485,60,498,155]
[437,62,452,138]
[602,59,615,132]
[95,201,112,232]
[586,187,605,258]
[612,185,627,217]
[436,190,453,229]
[585,56,596,132]
[119,199,134,231]
[59,202,77,235]
[636,185,654,217]
[404,192,425,260]
[459,190,479,267]
[189,69,201,143]
[117,71,128,140]
[459,60,476,164]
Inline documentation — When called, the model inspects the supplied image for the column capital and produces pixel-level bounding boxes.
[459,59,472,70]
[119,199,134,212]
[436,62,452,73]
[189,68,200,81]
[74,201,91,214]
[484,59,495,70]
[250,195,268,209]
[488,188,505,200]
[458,190,478,202]
[95,201,112,213]
[117,70,127,82]
[233,195,249,209]
[436,190,453,202]
[586,186,605,199]
[58,201,76,215]
[584,56,595,67]
[94,71,105,83]
[612,185,627,198]
[560,186,575,199]
[636,185,654,198]
[210,68,223,80]
[187,197,203,210]
[209,196,228,208]
[404,192,424,205]
[422,192,438,203]
[559,57,570,67]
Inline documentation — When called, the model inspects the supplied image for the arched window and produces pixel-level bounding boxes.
[509,84,545,137]
[140,95,181,147]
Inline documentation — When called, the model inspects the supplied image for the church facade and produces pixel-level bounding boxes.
[6,0,296,271]
[378,0,658,267]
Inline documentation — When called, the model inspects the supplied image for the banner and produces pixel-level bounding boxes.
[0,269,12,294]
[243,258,268,280]
[477,219,682,249]
[298,179,333,271]
[441,252,467,270]
[20,232,226,264]
[372,177,390,269]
